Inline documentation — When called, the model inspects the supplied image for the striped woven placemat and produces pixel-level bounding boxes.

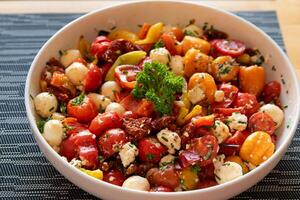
[0,11,299,200]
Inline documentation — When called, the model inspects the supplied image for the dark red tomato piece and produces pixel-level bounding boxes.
[219,130,250,156]
[67,95,98,123]
[161,33,177,55]
[189,135,218,167]
[138,137,167,164]
[171,27,184,42]
[138,57,152,68]
[146,166,179,189]
[212,83,239,109]
[262,81,281,103]
[114,89,131,103]
[84,63,103,93]
[233,93,260,117]
[89,111,122,137]
[150,186,173,192]
[248,112,276,135]
[103,169,126,186]
[214,107,244,117]
[198,163,215,180]
[98,128,128,158]
[123,111,139,119]
[78,146,98,168]
[60,136,77,161]
[197,179,218,189]
[62,117,88,136]
[90,36,111,58]
[114,65,141,89]
[100,63,112,80]
[178,150,201,168]
[215,39,246,57]
[120,95,154,117]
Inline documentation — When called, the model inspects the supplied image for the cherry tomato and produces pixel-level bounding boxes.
[60,135,77,161]
[161,32,178,55]
[101,63,112,80]
[62,117,88,136]
[219,130,250,156]
[90,36,111,58]
[138,137,167,164]
[114,65,141,89]
[150,186,173,192]
[171,27,184,41]
[78,146,98,169]
[192,115,215,128]
[67,95,98,123]
[98,128,128,158]
[214,107,244,117]
[89,112,122,137]
[84,63,103,93]
[146,166,179,189]
[233,93,260,117]
[212,83,239,109]
[138,23,151,39]
[215,39,246,57]
[120,95,154,117]
[248,112,276,135]
[123,111,139,119]
[103,169,126,186]
[262,81,281,103]
[179,150,201,168]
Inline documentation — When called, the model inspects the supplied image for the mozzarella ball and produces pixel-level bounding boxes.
[60,49,81,68]
[65,62,88,86]
[259,104,284,128]
[213,120,231,144]
[105,103,125,116]
[87,93,111,111]
[183,24,203,37]
[227,112,248,131]
[51,112,65,121]
[100,81,121,101]
[213,154,225,171]
[214,161,243,184]
[43,119,64,148]
[159,154,175,167]
[122,176,150,191]
[119,142,139,167]
[157,129,181,154]
[214,90,225,102]
[187,85,205,104]
[34,92,58,118]
[150,47,171,65]
[170,55,184,75]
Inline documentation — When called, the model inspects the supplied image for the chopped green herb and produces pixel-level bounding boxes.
[215,174,221,181]
[161,136,169,142]
[49,106,55,112]
[184,30,197,37]
[110,26,117,30]
[218,64,231,75]
[283,105,288,109]
[191,165,201,173]
[180,177,185,185]
[60,102,67,115]
[30,94,34,100]
[203,146,212,160]
[188,19,196,26]
[98,156,105,162]
[238,121,247,124]
[99,106,105,113]
[202,22,209,31]
[64,125,74,132]
[137,24,143,28]
[152,40,164,49]
[146,153,154,161]
[36,117,50,133]
[271,65,276,71]
[71,93,85,106]
[59,50,63,56]
[281,79,286,85]
[287,125,290,128]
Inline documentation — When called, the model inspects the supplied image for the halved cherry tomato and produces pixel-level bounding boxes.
[219,130,250,156]
[62,117,88,136]
[84,63,103,92]
[248,112,276,135]
[161,32,178,55]
[146,166,179,189]
[138,23,151,39]
[67,95,98,123]
[150,186,173,192]
[215,39,246,57]
[138,137,167,164]
[114,89,132,103]
[214,107,244,117]
[90,36,111,58]
[74,57,88,66]
[89,111,122,137]
[98,128,128,158]
[262,81,281,103]
[233,93,260,117]
[103,169,126,186]
[120,94,154,117]
[78,146,98,169]
[212,83,239,109]
[192,114,215,128]
[101,63,112,80]
[114,65,141,89]
[171,27,184,41]
[179,150,201,168]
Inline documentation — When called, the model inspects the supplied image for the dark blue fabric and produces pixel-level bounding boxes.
[0,11,299,199]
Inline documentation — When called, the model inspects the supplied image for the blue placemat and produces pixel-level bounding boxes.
[0,11,299,200]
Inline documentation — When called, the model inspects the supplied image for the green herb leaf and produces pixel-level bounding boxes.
[184,30,197,37]
[146,153,154,161]
[71,93,85,106]
[60,102,67,115]
[191,165,201,173]
[152,40,164,49]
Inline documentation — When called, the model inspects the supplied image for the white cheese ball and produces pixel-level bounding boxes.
[213,154,225,171]
[60,49,81,68]
[150,47,171,65]
[213,120,231,144]
[34,92,58,118]
[119,142,139,167]
[187,85,205,104]
[43,119,64,148]
[87,93,111,111]
[105,102,125,116]
[227,112,248,131]
[122,176,150,191]
[157,129,181,154]
[65,62,88,86]
[51,112,65,121]
[159,154,175,167]
[170,55,184,75]
[214,161,243,184]
[183,24,203,37]
[214,90,225,102]
[259,104,284,128]
[100,81,121,101]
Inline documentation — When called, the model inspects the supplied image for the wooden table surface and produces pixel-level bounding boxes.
[1,0,299,78]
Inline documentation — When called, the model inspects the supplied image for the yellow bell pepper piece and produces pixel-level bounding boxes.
[177,105,202,125]
[105,50,147,81]
[108,29,139,43]
[181,92,191,110]
[80,168,103,180]
[135,22,164,45]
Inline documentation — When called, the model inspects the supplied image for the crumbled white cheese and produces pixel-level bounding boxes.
[87,93,111,111]
[150,47,171,65]
[157,129,181,154]
[170,55,184,75]
[187,85,205,104]
[119,142,139,167]
[159,154,175,167]
[213,154,225,171]
[213,120,231,144]
[214,90,225,102]
[259,104,284,129]
[227,112,248,131]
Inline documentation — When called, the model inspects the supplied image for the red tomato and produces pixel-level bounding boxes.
[248,112,276,135]
[98,128,128,158]
[90,36,111,58]
[74,57,88,66]
[233,93,260,116]
[179,150,201,168]
[123,111,139,119]
[138,137,167,164]
[197,179,217,189]
[89,112,122,137]
[146,166,179,189]
[67,95,98,123]
[138,57,152,68]
[192,115,215,128]
[114,65,141,89]
[212,83,239,109]
[262,81,281,103]
[114,90,131,103]
[161,33,177,55]
[214,107,244,117]
[171,27,184,41]
[209,39,222,58]
[219,130,250,156]
[103,170,126,186]
[150,186,173,192]
[120,95,154,117]
[215,39,246,57]
[62,117,88,136]
[101,63,112,80]
[60,136,77,160]
[138,23,151,39]
[78,146,98,168]
[84,63,103,92]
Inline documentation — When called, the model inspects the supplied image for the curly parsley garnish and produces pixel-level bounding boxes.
[71,93,85,106]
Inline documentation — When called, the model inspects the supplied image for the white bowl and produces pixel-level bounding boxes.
[25,1,300,199]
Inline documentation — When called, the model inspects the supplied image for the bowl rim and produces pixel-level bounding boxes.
[24,0,300,197]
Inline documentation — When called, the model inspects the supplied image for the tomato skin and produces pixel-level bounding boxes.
[90,36,111,58]
[192,115,215,128]
[161,33,178,55]
[262,81,281,103]
[138,23,151,39]
[212,83,239,109]
[98,128,128,158]
[62,117,88,137]
[114,90,132,103]
[67,95,98,123]
[197,179,218,189]
[78,146,98,168]
[146,166,179,189]
[219,130,250,156]
[103,170,126,186]
[150,186,173,192]
[248,112,276,135]
[171,27,184,41]
[138,137,167,164]
[233,93,260,117]
[120,95,154,117]
[89,112,122,137]
[114,65,141,89]
[84,63,103,93]
[215,39,246,57]
[214,107,244,117]
[101,63,112,80]
[179,150,201,168]
[60,136,77,160]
